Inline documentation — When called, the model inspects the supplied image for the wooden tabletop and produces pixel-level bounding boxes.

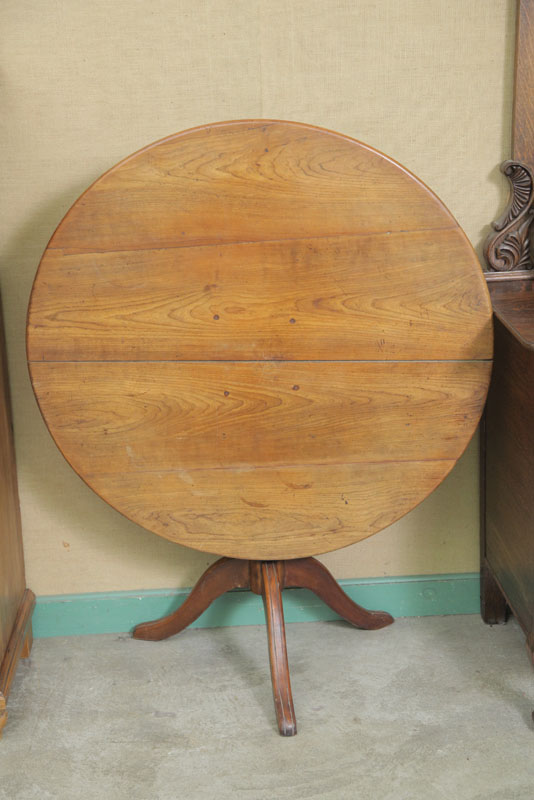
[27,120,493,560]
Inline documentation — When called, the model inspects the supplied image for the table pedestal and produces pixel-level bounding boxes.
[133,557,394,736]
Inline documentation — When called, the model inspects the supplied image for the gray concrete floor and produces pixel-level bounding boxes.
[1,615,533,800]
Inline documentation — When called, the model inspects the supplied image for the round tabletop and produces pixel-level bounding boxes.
[27,120,493,560]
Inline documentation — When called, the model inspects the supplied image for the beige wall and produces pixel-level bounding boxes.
[2,0,515,595]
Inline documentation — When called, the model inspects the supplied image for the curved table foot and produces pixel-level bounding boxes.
[284,557,394,630]
[133,555,392,734]
[133,557,249,641]
[261,562,297,736]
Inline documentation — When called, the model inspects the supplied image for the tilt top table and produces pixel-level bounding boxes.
[27,120,493,735]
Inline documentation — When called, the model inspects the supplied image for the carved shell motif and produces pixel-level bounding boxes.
[484,160,534,272]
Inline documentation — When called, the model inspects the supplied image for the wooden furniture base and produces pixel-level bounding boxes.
[0,589,35,737]
[1,291,34,739]
[480,558,509,627]
[481,557,534,667]
[27,120,491,736]
[133,557,393,736]
[481,281,534,667]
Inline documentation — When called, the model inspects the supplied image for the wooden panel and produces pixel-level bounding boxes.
[489,279,534,349]
[29,361,491,473]
[485,314,534,634]
[28,228,492,362]
[27,119,493,560]
[0,303,26,659]
[45,121,457,254]
[83,460,456,560]
[513,0,534,165]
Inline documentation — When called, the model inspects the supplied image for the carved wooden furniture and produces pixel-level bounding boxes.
[482,283,534,660]
[481,0,534,661]
[27,120,492,735]
[0,293,35,737]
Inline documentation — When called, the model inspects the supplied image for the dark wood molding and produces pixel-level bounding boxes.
[485,269,534,282]
[484,160,534,275]
[483,0,534,278]
[513,0,534,163]
[480,558,509,625]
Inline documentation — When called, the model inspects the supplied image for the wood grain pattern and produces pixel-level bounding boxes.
[42,121,459,254]
[30,360,491,471]
[27,120,493,560]
[0,590,35,708]
[489,279,534,348]
[0,297,33,735]
[28,228,491,362]
[513,0,534,165]
[260,561,296,736]
[485,310,534,638]
[67,461,455,559]
[133,557,249,640]
[0,304,26,660]
[284,558,393,629]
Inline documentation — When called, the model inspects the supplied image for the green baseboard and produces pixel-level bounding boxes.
[32,572,480,638]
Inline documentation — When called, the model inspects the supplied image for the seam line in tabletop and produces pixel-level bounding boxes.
[84,457,457,476]
[46,226,459,255]
[28,359,493,364]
